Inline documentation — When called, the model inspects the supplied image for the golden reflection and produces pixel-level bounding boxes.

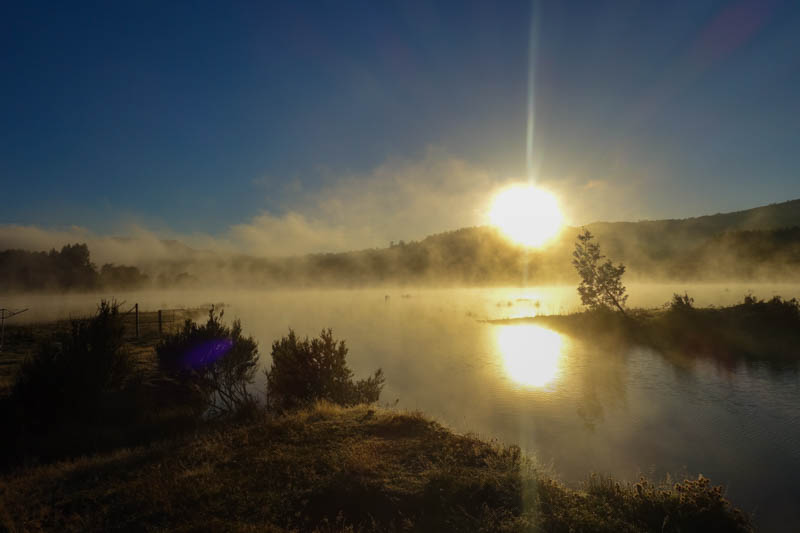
[495,325,565,388]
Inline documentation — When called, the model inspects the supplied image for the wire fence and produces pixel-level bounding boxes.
[0,307,29,353]
[0,303,210,346]
[118,304,207,341]
[0,304,213,393]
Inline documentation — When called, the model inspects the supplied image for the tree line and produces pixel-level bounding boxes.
[6,223,800,292]
[0,243,148,291]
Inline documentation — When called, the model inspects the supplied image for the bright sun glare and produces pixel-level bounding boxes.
[488,185,564,247]
[496,325,565,388]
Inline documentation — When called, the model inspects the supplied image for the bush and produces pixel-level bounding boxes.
[668,292,695,312]
[157,307,260,417]
[733,294,800,332]
[12,300,133,425]
[582,475,753,532]
[265,329,384,413]
[739,293,799,314]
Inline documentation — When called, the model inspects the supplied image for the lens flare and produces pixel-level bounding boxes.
[182,338,234,368]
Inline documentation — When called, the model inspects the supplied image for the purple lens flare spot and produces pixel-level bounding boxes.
[182,338,234,368]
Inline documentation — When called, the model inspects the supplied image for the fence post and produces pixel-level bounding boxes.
[135,303,139,338]
[158,309,162,336]
[0,310,5,354]
[0,308,29,353]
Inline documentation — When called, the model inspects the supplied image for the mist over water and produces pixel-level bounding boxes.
[5,283,800,531]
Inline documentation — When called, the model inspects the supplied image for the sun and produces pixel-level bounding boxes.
[488,185,564,247]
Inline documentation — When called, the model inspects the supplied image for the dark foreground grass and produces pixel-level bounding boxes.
[0,314,202,471]
[0,403,752,533]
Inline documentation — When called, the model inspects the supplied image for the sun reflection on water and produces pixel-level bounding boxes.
[495,324,565,388]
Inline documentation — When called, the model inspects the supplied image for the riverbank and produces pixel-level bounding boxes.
[490,295,800,370]
[0,402,752,532]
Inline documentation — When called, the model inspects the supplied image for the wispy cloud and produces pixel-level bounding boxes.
[229,148,501,255]
[0,148,640,261]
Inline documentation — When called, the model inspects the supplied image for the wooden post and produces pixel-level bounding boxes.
[0,310,5,353]
[135,303,139,338]
[158,309,162,335]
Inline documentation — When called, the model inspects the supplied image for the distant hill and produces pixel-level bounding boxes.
[244,198,800,284]
[216,199,800,285]
[3,199,800,290]
[592,198,800,237]
[581,199,800,279]
[584,199,800,263]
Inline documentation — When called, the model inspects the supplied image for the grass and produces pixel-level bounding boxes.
[0,402,753,533]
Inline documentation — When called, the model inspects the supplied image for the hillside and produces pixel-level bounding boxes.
[3,199,800,290]
[221,198,800,285]
[584,199,800,275]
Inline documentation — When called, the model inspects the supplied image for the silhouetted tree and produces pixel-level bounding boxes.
[100,263,149,289]
[669,292,695,312]
[265,329,384,412]
[52,243,97,289]
[0,243,150,291]
[572,230,628,314]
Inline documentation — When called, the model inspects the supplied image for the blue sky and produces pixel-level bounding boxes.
[2,0,800,254]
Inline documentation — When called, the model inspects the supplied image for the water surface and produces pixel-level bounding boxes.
[6,284,800,531]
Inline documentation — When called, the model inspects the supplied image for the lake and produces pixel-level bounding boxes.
[6,283,800,531]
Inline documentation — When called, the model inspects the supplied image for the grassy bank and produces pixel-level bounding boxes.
[0,403,752,533]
